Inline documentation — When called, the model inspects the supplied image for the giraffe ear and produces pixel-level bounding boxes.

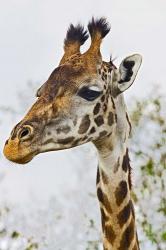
[115,54,142,94]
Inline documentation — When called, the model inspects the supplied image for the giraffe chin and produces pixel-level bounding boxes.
[12,154,34,165]
[3,145,36,165]
[4,152,35,165]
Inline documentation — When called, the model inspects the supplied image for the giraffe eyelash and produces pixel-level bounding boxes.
[77,86,102,101]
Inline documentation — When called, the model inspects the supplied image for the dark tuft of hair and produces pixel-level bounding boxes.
[64,24,89,46]
[88,17,111,38]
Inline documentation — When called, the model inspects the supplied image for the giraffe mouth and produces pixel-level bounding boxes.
[13,153,35,164]
[3,143,38,165]
[5,152,35,165]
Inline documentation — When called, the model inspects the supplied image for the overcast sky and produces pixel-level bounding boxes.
[0,0,165,203]
[0,0,166,105]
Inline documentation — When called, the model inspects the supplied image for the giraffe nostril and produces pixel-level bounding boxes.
[18,126,33,140]
[20,128,30,138]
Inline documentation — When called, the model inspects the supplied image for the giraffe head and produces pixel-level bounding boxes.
[3,18,142,164]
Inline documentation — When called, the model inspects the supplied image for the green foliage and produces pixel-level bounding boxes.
[11,231,20,238]
[25,242,38,250]
[161,232,166,241]
[86,241,100,250]
[130,90,166,249]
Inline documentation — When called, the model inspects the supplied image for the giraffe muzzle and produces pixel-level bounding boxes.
[3,125,37,164]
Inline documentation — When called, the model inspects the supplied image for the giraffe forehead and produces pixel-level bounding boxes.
[37,55,115,102]
[27,59,115,121]
[41,63,90,100]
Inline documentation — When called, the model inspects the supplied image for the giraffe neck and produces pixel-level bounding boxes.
[94,95,139,250]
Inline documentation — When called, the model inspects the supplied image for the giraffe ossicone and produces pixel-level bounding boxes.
[4,17,142,249]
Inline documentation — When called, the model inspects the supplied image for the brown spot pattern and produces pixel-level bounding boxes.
[108,112,114,126]
[115,181,128,206]
[111,97,115,109]
[118,218,135,250]
[97,187,104,203]
[117,200,132,227]
[90,127,96,134]
[96,167,100,185]
[43,138,54,145]
[100,208,105,231]
[57,136,75,144]
[95,116,104,126]
[101,169,108,184]
[131,199,135,219]
[97,187,112,214]
[115,114,117,123]
[99,131,107,138]
[72,139,80,147]
[78,115,90,134]
[122,149,130,172]
[105,224,116,245]
[100,208,109,231]
[81,135,88,141]
[126,112,132,135]
[122,149,132,189]
[94,103,101,115]
[101,95,105,102]
[128,162,132,190]
[103,104,107,112]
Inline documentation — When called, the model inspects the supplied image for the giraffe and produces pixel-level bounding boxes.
[3,18,142,249]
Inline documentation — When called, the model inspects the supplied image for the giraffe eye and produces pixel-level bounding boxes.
[78,86,102,101]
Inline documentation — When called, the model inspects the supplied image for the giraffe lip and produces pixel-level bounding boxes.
[4,146,38,165]
[8,154,34,165]
[15,150,39,164]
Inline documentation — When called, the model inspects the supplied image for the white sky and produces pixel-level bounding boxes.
[0,0,166,203]
[0,0,166,104]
